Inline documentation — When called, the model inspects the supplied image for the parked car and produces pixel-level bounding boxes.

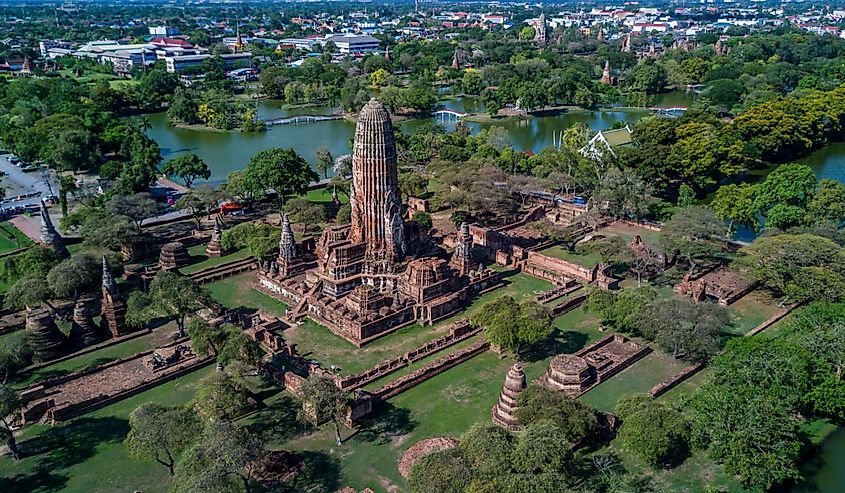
[9,156,20,164]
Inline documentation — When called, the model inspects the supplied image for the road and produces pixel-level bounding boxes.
[0,153,56,208]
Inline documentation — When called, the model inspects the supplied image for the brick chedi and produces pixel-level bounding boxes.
[492,363,527,431]
[26,307,70,363]
[101,256,130,337]
[277,214,313,278]
[69,295,102,349]
[39,200,69,259]
[159,241,189,271]
[205,218,225,257]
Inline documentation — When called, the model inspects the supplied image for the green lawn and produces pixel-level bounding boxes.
[725,290,782,335]
[180,245,251,275]
[539,245,601,268]
[0,222,31,254]
[205,273,289,317]
[0,366,214,493]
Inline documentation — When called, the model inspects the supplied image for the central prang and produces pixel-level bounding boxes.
[256,98,501,347]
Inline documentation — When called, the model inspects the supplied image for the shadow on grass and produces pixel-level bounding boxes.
[245,394,313,444]
[188,254,208,265]
[269,450,341,493]
[0,416,128,493]
[352,402,417,445]
[520,330,588,363]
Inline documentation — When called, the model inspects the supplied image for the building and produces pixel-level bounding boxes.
[321,33,380,54]
[256,99,501,346]
[148,26,180,37]
[580,125,634,159]
[164,52,253,73]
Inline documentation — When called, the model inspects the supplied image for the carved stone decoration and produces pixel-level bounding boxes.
[279,214,297,261]
[492,363,527,431]
[348,98,406,263]
[26,307,70,363]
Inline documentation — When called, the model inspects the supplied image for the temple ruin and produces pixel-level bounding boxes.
[159,241,190,271]
[257,98,502,346]
[492,363,526,431]
[26,307,70,363]
[205,218,226,257]
[101,256,130,337]
[39,201,69,259]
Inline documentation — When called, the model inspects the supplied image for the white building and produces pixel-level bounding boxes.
[164,52,253,73]
[320,33,380,54]
[149,26,180,37]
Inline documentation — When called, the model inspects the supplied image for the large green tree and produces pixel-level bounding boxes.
[471,296,553,356]
[125,403,203,475]
[162,153,211,189]
[243,148,318,218]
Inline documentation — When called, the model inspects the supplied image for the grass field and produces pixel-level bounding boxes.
[0,222,31,254]
[180,245,251,275]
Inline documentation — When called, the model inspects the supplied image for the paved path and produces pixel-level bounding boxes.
[9,215,39,242]
[0,153,55,206]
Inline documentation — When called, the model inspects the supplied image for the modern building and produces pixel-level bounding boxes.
[321,33,380,54]
[164,52,253,73]
[148,26,180,37]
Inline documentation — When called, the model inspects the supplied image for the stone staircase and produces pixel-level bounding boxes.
[286,280,322,321]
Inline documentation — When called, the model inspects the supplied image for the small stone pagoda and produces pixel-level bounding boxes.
[449,222,478,276]
[205,218,225,257]
[26,307,70,363]
[277,214,314,278]
[159,241,189,271]
[101,256,130,337]
[69,295,102,349]
[39,201,69,259]
[492,363,527,431]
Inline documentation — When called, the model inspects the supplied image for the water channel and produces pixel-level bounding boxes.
[142,93,845,488]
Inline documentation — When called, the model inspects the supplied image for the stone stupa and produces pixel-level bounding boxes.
[39,200,69,259]
[101,256,129,338]
[26,307,70,363]
[492,363,527,431]
[69,295,102,349]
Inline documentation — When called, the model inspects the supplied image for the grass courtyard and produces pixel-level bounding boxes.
[180,245,251,275]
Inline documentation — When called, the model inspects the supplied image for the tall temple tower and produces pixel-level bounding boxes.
[600,60,612,85]
[349,98,405,263]
[40,201,69,259]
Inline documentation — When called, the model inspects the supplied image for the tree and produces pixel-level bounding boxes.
[408,448,470,493]
[519,26,537,41]
[411,211,432,229]
[459,423,515,478]
[216,327,264,370]
[46,254,101,302]
[510,420,574,479]
[5,276,53,311]
[753,163,817,230]
[369,68,389,87]
[471,296,553,355]
[64,207,140,251]
[284,198,326,233]
[584,286,658,333]
[162,154,211,189]
[221,222,280,261]
[125,403,203,475]
[243,148,318,218]
[711,183,758,236]
[659,206,728,275]
[636,298,728,361]
[187,318,229,357]
[514,385,597,444]
[315,146,333,179]
[616,395,690,468]
[174,185,225,230]
[0,384,23,460]
[0,332,32,384]
[298,375,350,446]
[107,193,161,228]
[626,58,667,94]
[0,245,60,285]
[172,420,264,493]
[57,174,77,218]
[50,128,100,172]
[193,371,251,422]
[590,167,654,220]
[736,233,845,303]
[142,271,214,337]
[399,172,429,200]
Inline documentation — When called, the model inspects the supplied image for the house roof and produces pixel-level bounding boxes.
[601,127,634,148]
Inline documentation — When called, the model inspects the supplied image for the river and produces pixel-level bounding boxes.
[143,90,845,490]
[145,92,694,182]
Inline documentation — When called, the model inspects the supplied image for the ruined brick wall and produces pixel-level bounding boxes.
[525,251,597,284]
